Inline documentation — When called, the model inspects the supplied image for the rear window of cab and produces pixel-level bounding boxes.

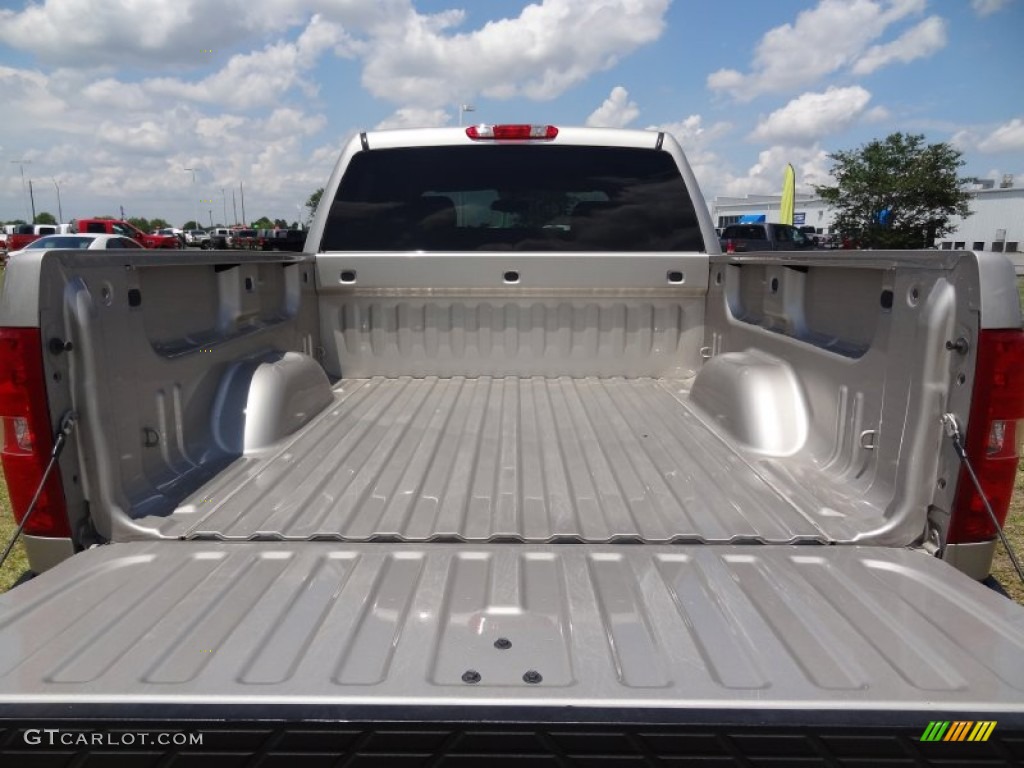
[320,145,704,252]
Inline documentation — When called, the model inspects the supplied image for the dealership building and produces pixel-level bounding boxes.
[709,175,1023,254]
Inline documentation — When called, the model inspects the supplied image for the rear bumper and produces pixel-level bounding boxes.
[2,711,1023,765]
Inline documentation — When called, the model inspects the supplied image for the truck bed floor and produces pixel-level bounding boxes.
[149,377,874,543]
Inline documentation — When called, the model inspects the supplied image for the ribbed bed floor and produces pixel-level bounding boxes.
[151,377,849,543]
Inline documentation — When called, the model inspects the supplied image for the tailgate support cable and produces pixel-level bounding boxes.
[0,411,76,571]
[942,413,1024,585]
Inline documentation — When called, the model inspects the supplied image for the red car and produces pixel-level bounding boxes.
[69,219,182,249]
[2,223,60,256]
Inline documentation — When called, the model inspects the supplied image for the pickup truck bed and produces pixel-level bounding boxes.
[3,127,1024,764]
[148,376,868,545]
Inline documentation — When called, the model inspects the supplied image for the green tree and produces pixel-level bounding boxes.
[182,220,200,230]
[305,187,324,223]
[251,216,274,229]
[274,218,288,229]
[815,132,972,249]
[34,211,57,225]
[128,216,151,232]
[149,217,170,230]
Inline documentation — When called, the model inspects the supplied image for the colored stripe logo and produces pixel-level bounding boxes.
[920,721,996,742]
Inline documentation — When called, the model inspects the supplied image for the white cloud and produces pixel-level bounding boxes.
[851,16,946,75]
[360,0,669,107]
[0,2,675,225]
[655,115,732,150]
[82,78,155,110]
[264,107,328,138]
[750,86,872,144]
[977,118,1024,153]
[648,115,733,197]
[952,119,1024,154]
[707,0,932,101]
[722,144,833,198]
[375,108,452,130]
[864,105,891,122]
[96,121,173,153]
[0,61,338,223]
[0,66,68,125]
[37,2,668,115]
[971,0,1012,16]
[141,14,346,110]
[586,86,639,128]
[951,129,979,150]
[0,0,202,68]
[0,0,374,68]
[195,114,248,144]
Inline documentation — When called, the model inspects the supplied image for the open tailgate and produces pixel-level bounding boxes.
[2,542,1023,764]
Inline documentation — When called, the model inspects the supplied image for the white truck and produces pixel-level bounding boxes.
[1,125,1023,765]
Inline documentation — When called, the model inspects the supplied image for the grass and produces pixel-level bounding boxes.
[992,467,1024,602]
[0,468,29,593]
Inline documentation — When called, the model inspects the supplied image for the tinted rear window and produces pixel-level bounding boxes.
[26,236,93,249]
[722,225,768,240]
[320,145,703,252]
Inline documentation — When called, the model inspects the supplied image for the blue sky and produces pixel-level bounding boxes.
[0,0,1021,226]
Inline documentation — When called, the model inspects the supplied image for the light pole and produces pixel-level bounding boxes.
[221,188,227,227]
[458,104,475,126]
[52,178,63,223]
[27,179,36,224]
[183,167,199,230]
[209,210,213,227]
[10,160,31,221]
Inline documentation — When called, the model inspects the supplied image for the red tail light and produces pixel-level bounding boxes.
[947,329,1024,544]
[0,327,70,537]
[726,239,735,253]
[466,124,558,141]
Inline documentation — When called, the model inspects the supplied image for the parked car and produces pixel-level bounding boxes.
[14,233,143,252]
[1,125,1023,762]
[232,227,258,249]
[68,219,181,249]
[797,225,820,245]
[206,227,260,250]
[1,223,61,256]
[257,227,307,252]
[720,222,816,252]
[155,227,187,247]
[206,227,234,248]
[184,229,209,247]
